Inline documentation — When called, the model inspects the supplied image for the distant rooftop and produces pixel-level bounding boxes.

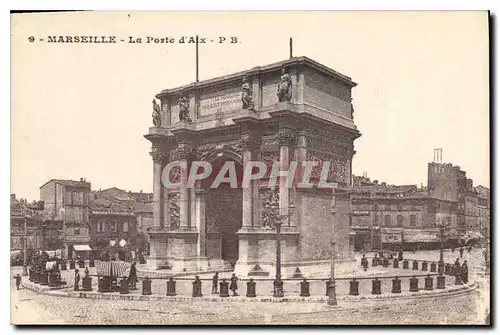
[40,178,91,189]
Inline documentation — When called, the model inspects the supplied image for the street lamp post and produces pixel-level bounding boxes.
[437,221,448,274]
[327,185,338,306]
[22,216,29,276]
[60,207,67,261]
[264,188,294,298]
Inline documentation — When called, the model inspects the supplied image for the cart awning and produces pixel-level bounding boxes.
[73,245,92,251]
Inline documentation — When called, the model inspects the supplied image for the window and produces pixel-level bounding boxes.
[123,221,129,233]
[397,214,403,226]
[110,221,117,232]
[384,215,391,227]
[74,228,80,235]
[410,215,417,226]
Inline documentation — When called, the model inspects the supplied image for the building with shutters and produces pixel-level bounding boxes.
[39,178,92,259]
[89,188,147,260]
[351,160,488,251]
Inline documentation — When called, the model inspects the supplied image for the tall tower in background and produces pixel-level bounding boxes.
[427,149,461,202]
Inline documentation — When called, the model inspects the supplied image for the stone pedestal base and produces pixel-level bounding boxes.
[164,256,209,272]
[146,255,170,271]
[147,229,200,271]
[234,259,356,279]
[234,227,356,278]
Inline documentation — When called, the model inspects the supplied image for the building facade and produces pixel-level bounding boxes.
[39,178,92,259]
[90,187,150,259]
[351,161,488,251]
[144,57,360,277]
[10,194,62,264]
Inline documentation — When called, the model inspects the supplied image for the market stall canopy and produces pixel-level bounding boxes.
[95,260,130,277]
[73,245,92,251]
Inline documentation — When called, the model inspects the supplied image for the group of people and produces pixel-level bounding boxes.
[211,272,239,296]
[453,258,469,283]
[73,266,93,291]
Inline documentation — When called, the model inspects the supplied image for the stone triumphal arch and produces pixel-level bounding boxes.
[144,57,361,277]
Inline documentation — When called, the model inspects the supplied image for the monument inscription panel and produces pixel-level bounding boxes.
[199,91,241,116]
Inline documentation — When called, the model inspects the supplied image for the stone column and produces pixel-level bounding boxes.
[162,154,170,230]
[150,147,165,230]
[196,189,206,257]
[290,132,306,228]
[252,151,262,227]
[278,131,294,218]
[240,133,260,228]
[176,145,192,230]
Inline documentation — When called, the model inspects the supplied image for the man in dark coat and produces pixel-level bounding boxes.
[453,258,461,277]
[461,260,469,284]
[74,269,80,291]
[229,273,238,296]
[15,274,21,290]
[212,272,219,294]
[129,262,138,282]
[459,247,464,258]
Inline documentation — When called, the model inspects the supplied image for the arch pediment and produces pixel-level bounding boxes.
[199,146,243,166]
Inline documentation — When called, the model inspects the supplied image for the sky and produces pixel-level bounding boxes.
[11,11,489,201]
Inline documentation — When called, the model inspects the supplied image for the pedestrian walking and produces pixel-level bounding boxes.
[229,273,238,296]
[461,260,469,284]
[467,246,472,253]
[74,269,80,291]
[85,266,90,277]
[459,247,464,258]
[452,246,455,253]
[212,272,219,294]
[15,274,21,290]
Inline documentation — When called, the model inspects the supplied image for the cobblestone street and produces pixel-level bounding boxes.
[11,248,489,325]
[11,278,488,325]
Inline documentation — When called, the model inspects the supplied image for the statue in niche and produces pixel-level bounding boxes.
[179,96,192,123]
[241,75,255,111]
[152,99,162,126]
[277,67,292,102]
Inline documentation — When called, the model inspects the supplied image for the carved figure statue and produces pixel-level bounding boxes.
[241,75,254,110]
[277,67,292,102]
[179,96,192,123]
[261,186,281,229]
[169,194,180,229]
[152,99,162,126]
